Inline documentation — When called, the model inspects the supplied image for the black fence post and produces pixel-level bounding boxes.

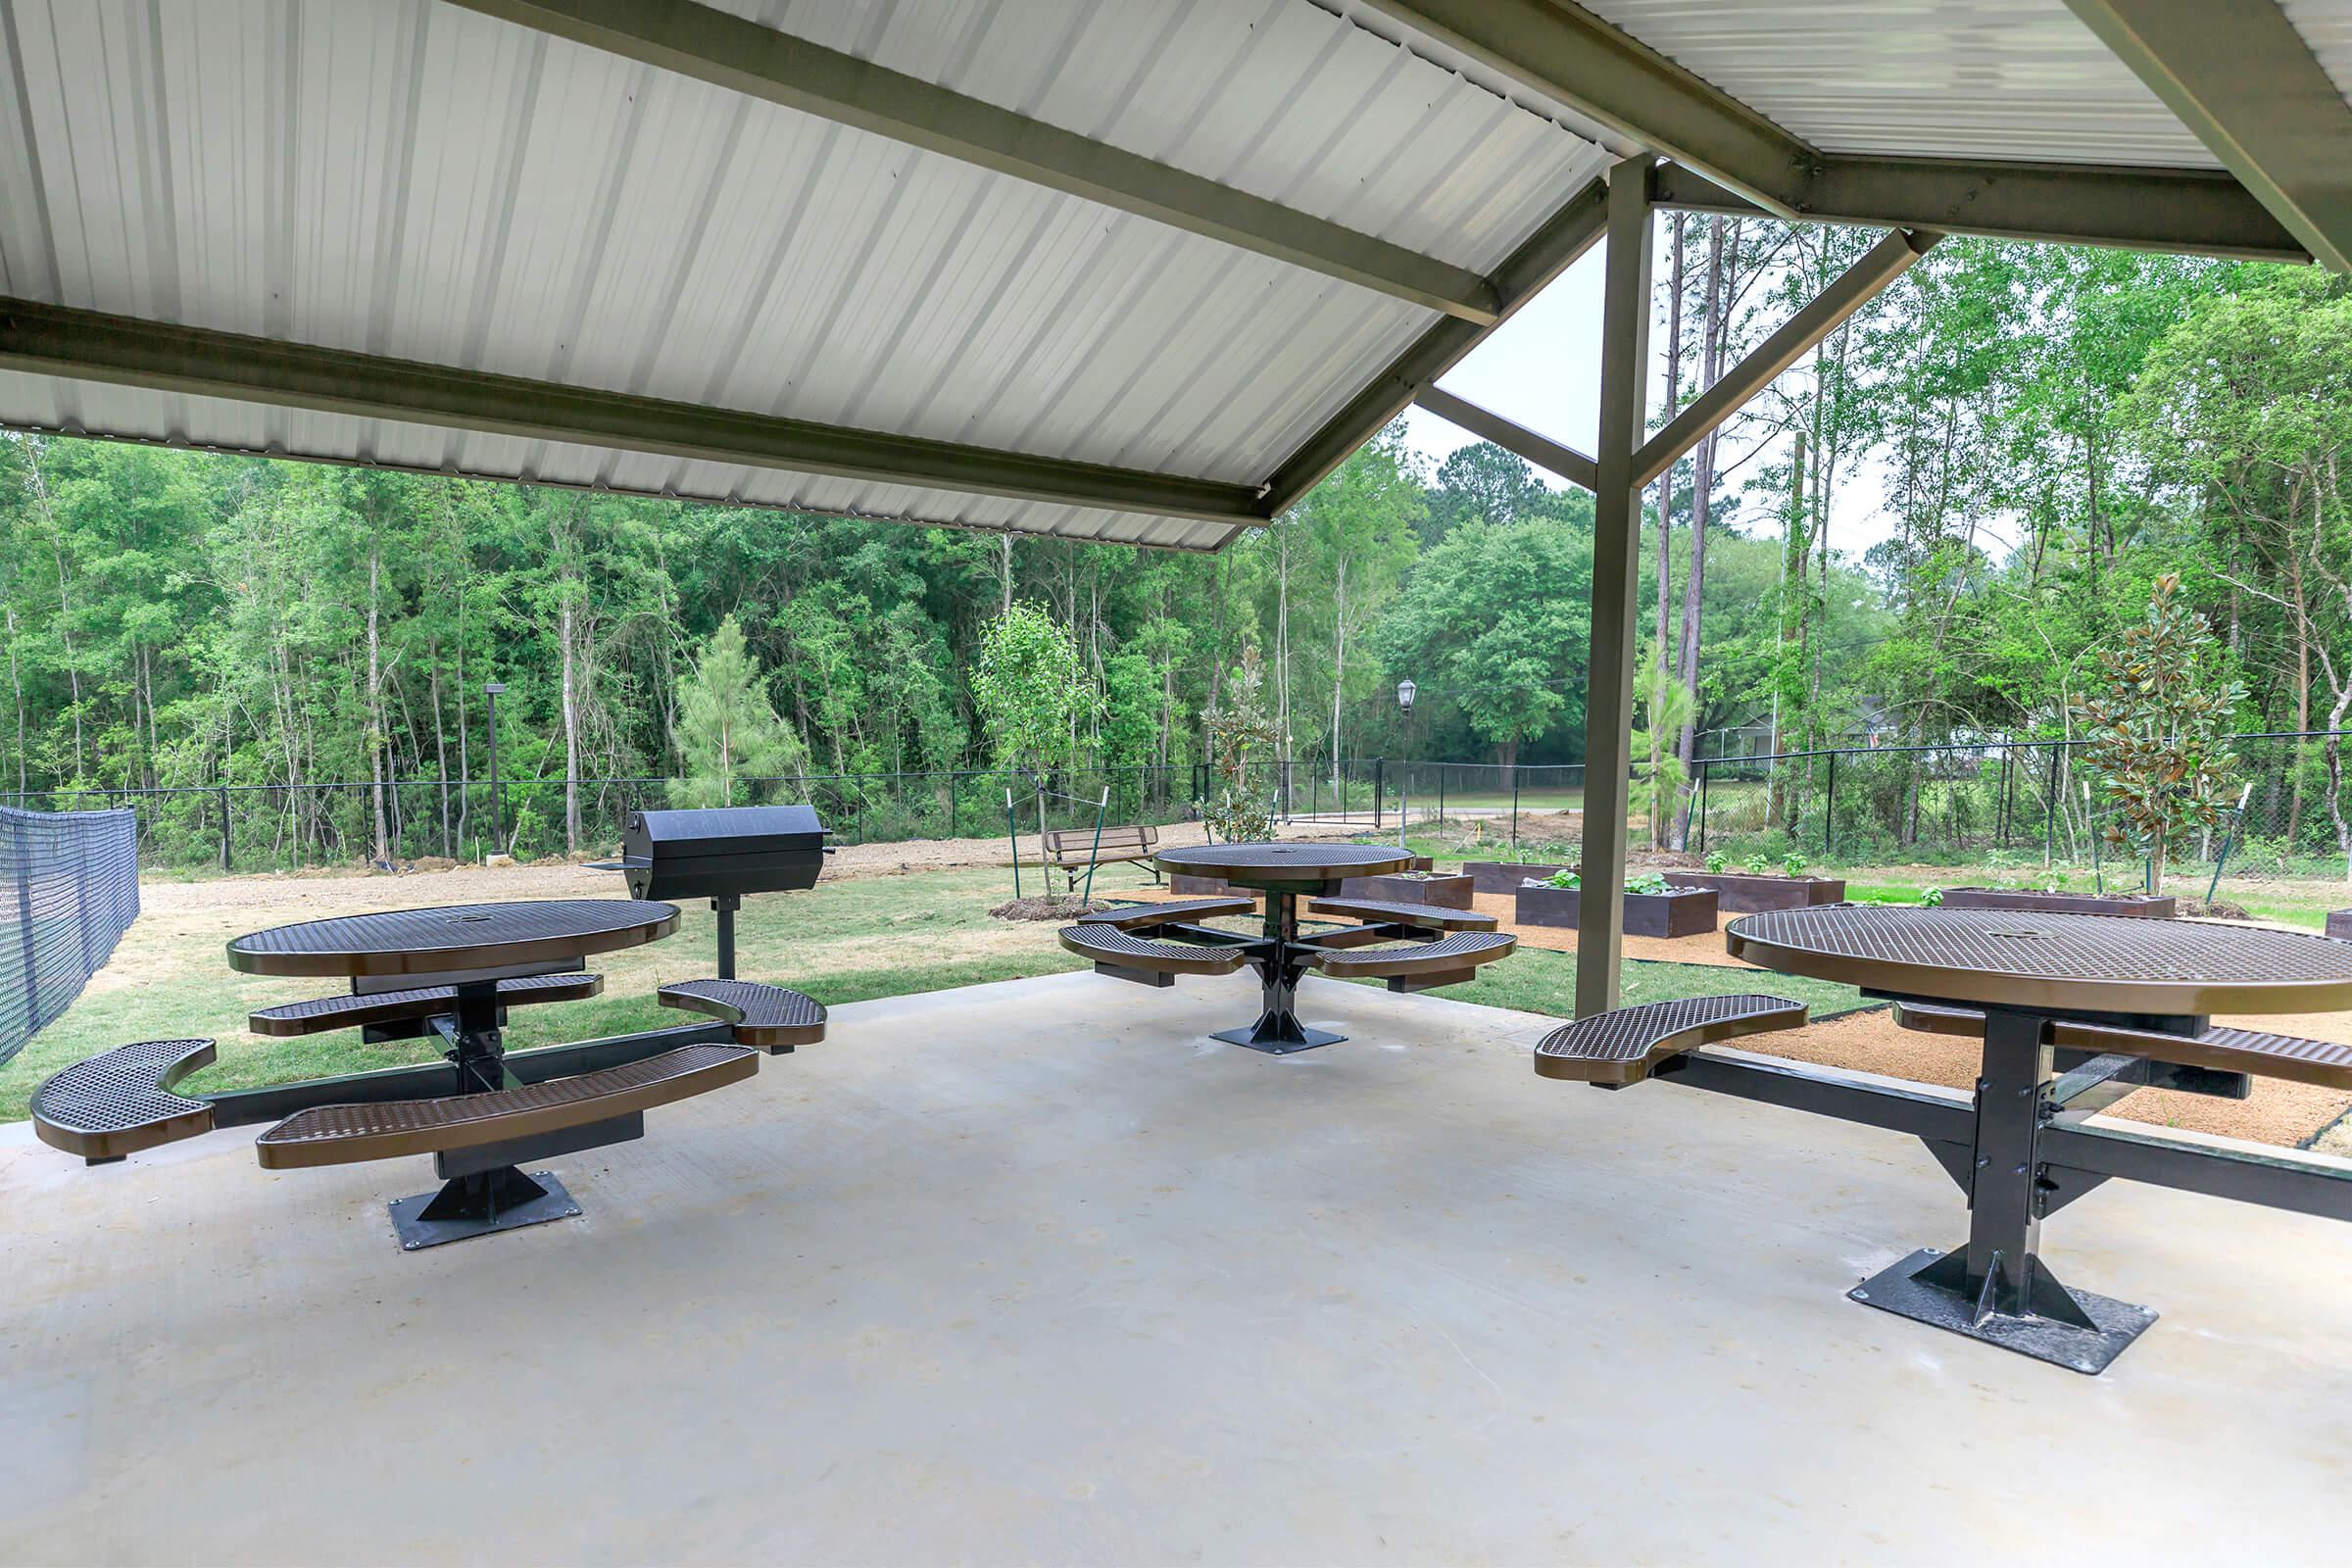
[1696,760,1709,855]
[1823,752,1838,858]
[218,785,231,872]
[1373,759,1384,831]
[1510,771,1520,855]
[2044,745,2060,866]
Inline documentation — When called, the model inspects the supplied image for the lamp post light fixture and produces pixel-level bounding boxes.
[484,681,507,861]
[1396,679,1417,849]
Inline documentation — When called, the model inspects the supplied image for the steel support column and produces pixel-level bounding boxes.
[1574,157,1654,1019]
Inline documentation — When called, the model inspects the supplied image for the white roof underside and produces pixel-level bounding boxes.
[1578,0,2230,169]
[2283,0,2352,100]
[0,0,1606,550]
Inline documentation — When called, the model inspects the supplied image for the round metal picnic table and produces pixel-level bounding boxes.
[1155,843,1412,1052]
[1724,904,2352,1371]
[225,899,680,1245]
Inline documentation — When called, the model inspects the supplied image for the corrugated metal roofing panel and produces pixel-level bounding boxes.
[0,0,1606,551]
[1579,0,2226,170]
[2283,2,2352,101]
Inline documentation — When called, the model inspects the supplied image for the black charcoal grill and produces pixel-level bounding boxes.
[590,805,831,976]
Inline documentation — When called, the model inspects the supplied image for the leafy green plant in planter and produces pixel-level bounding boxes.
[1627,871,1673,897]
[1781,853,1807,878]
[1743,854,1770,875]
[1705,850,1729,874]
[1541,868,1580,890]
[1922,886,1943,906]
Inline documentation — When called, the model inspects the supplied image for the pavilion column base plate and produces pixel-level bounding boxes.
[1849,1247,2157,1375]
[390,1167,581,1250]
[1212,1012,1345,1054]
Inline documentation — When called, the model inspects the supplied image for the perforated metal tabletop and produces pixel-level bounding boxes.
[227,900,681,979]
[1156,842,1412,888]
[1726,905,2352,1016]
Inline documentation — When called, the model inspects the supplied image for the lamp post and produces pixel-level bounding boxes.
[484,681,506,861]
[1396,678,1416,850]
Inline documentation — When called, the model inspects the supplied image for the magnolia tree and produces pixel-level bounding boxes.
[1200,647,1281,843]
[2073,573,2244,889]
[669,615,809,808]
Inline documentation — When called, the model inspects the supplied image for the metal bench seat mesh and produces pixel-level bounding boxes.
[32,1038,216,1156]
[660,979,825,1033]
[1059,925,1247,970]
[256,1044,757,1152]
[1076,897,1255,927]
[1536,995,1806,1071]
[252,971,600,1027]
[1306,897,1496,930]
[1312,932,1513,974]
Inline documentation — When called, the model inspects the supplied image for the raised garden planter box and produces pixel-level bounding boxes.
[1346,871,1474,910]
[1661,870,1846,912]
[1514,882,1718,939]
[1464,859,1575,896]
[1170,871,1233,896]
[1938,887,2178,918]
[1338,856,1432,899]
[2325,909,2351,940]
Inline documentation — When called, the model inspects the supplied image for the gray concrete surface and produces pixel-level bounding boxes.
[5,971,2350,1565]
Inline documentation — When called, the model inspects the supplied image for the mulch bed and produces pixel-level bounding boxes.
[990,895,1111,922]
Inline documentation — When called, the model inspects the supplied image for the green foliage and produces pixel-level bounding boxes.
[1200,647,1281,843]
[1704,850,1728,873]
[1781,853,1807,878]
[669,615,810,809]
[1631,665,1694,842]
[971,601,1092,778]
[2073,573,2244,887]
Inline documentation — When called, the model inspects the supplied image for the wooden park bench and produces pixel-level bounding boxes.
[1533,995,1810,1086]
[1043,824,1161,894]
[1075,896,1256,929]
[658,978,828,1053]
[249,971,604,1038]
[1309,930,1515,993]
[252,1044,760,1170]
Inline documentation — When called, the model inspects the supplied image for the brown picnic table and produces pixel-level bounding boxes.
[1059,843,1516,1053]
[1721,904,2352,1371]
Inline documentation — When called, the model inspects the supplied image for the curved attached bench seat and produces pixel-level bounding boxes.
[1892,1002,2352,1092]
[658,979,826,1052]
[1535,994,1808,1085]
[253,1044,760,1169]
[1310,931,1514,983]
[1075,896,1256,929]
[1306,897,1497,932]
[33,1038,219,1162]
[1058,923,1249,979]
[249,971,604,1038]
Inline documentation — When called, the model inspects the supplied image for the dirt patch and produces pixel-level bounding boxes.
[991,896,1108,922]
[2181,899,2251,920]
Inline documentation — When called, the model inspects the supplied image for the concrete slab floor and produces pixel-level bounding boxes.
[4,971,2350,1566]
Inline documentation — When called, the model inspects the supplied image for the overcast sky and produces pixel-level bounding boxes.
[1395,225,1908,561]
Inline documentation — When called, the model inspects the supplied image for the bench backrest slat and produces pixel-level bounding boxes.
[1043,824,1156,856]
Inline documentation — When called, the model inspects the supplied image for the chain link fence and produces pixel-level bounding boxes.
[0,806,138,1064]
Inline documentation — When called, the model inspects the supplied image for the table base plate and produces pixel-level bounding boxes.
[1212,1016,1346,1054]
[390,1167,581,1250]
[1849,1247,2157,1374]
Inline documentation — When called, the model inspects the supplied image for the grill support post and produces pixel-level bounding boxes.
[712,894,739,979]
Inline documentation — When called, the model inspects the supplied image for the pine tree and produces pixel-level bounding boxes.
[669,615,809,809]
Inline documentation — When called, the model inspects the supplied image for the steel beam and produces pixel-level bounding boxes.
[443,0,1499,322]
[1651,159,2310,266]
[1632,226,1940,490]
[1574,157,1654,1019]
[1359,0,1811,217]
[0,298,1267,527]
[2062,0,2352,273]
[1411,386,1598,491]
[1260,176,1610,517]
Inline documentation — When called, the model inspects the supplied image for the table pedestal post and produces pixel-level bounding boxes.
[389,984,583,1250]
[1850,1006,2156,1374]
[1213,889,1344,1054]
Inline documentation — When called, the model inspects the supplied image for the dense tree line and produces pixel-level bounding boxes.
[0,223,2344,866]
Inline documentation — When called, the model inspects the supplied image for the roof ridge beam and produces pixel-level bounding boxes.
[2061,0,2352,272]
[440,0,1501,322]
[1412,385,1597,491]
[1357,0,1813,217]
[1633,226,1941,490]
[0,298,1267,527]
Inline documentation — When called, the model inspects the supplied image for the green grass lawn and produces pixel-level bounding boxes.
[0,862,1875,1121]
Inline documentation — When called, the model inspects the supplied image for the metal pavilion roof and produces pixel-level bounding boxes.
[0,0,2347,551]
